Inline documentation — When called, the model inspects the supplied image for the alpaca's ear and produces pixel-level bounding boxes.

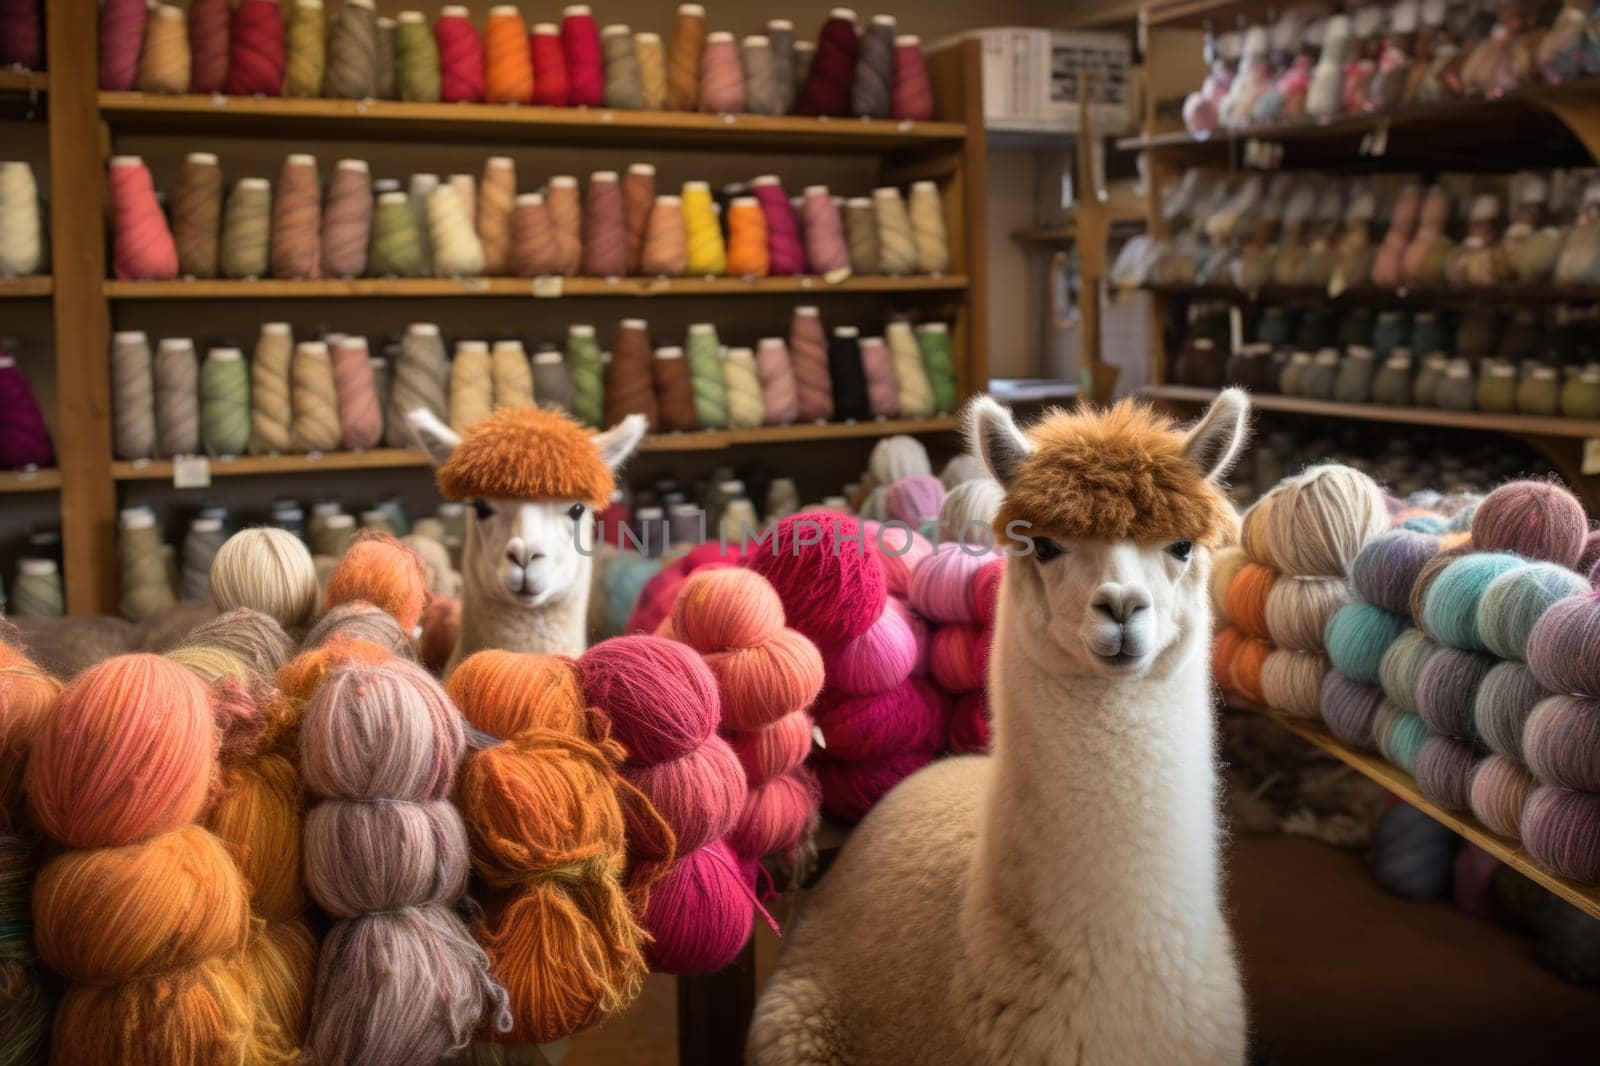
[406,408,461,468]
[1182,387,1250,483]
[592,413,649,471]
[965,395,1031,488]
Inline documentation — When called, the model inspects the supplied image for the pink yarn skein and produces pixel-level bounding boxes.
[109,157,179,281]
[862,521,933,598]
[909,543,995,624]
[884,474,945,530]
[825,602,919,696]
[747,511,886,650]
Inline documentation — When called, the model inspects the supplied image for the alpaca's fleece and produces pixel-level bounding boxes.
[995,399,1234,546]
[435,406,614,508]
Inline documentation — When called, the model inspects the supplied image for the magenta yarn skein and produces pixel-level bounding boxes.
[640,840,754,975]
[0,354,55,469]
[813,675,947,762]
[728,769,818,861]
[814,749,934,823]
[884,475,944,530]
[908,543,994,625]
[861,521,933,599]
[99,0,148,90]
[578,635,719,764]
[622,736,746,852]
[972,559,1004,627]
[929,624,986,694]
[746,511,886,649]
[949,691,989,753]
[726,710,813,786]
[824,603,918,695]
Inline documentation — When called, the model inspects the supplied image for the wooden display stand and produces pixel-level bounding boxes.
[10,2,990,617]
[1123,0,1600,512]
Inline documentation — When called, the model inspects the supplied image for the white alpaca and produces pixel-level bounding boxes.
[407,408,646,673]
[748,391,1251,1066]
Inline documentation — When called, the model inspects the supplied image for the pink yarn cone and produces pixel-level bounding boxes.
[801,185,850,281]
[0,347,54,469]
[752,175,807,275]
[755,338,800,425]
[109,157,179,281]
[859,335,899,416]
[331,336,382,450]
[99,0,148,90]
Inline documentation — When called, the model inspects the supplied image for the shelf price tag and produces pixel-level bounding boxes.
[172,455,211,489]
[532,276,563,298]
[1584,439,1600,476]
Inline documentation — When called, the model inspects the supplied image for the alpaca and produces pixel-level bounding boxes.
[748,390,1251,1065]
[408,406,646,673]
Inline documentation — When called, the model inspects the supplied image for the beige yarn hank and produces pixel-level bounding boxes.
[250,322,295,455]
[873,187,917,275]
[908,180,949,274]
[290,341,342,453]
[386,323,449,447]
[110,330,157,461]
[220,178,272,279]
[477,156,516,276]
[885,321,934,417]
[427,185,486,277]
[450,340,493,433]
[635,32,666,109]
[490,340,534,410]
[154,337,200,457]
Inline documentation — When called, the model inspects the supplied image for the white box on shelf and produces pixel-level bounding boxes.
[940,27,1132,136]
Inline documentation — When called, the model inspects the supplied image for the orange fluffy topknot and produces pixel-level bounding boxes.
[435,406,614,508]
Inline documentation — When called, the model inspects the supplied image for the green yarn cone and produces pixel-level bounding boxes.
[566,326,605,427]
[368,198,424,277]
[393,18,441,102]
[916,323,957,414]
[685,325,728,428]
[199,351,251,457]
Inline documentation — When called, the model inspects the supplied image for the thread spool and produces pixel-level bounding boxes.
[666,3,707,110]
[319,158,372,279]
[606,319,658,428]
[530,348,576,415]
[428,184,485,277]
[0,162,41,279]
[636,31,666,109]
[529,22,568,106]
[170,152,221,280]
[621,163,655,274]
[640,193,688,276]
[477,156,516,276]
[857,335,899,418]
[684,323,728,428]
[270,153,321,280]
[11,556,64,618]
[797,8,859,116]
[369,190,424,277]
[827,326,871,421]
[789,305,833,422]
[793,40,816,99]
[110,331,156,461]
[154,337,199,457]
[136,4,191,95]
[699,31,745,113]
[722,347,764,429]
[118,508,176,622]
[582,170,626,278]
[488,339,533,412]
[547,175,583,276]
[566,324,604,426]
[726,197,770,278]
[682,181,726,276]
[849,13,895,119]
[742,34,783,116]
[109,156,178,281]
[289,341,341,453]
[331,336,382,450]
[436,4,486,102]
[908,181,949,274]
[449,340,493,433]
[802,185,850,282]
[752,175,806,276]
[484,5,533,104]
[385,322,448,446]
[893,35,934,120]
[219,177,272,279]
[374,15,398,98]
[394,10,441,101]
[872,186,915,275]
[754,337,799,425]
[225,0,284,96]
[884,320,934,417]
[323,0,378,99]
[199,347,250,457]
[842,197,880,277]
[561,4,604,107]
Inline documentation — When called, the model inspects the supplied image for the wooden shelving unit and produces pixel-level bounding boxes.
[0,68,46,94]
[19,11,989,615]
[1247,703,1600,922]
[103,275,968,300]
[1142,281,1600,309]
[0,469,60,494]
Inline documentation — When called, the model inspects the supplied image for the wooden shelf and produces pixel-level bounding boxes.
[110,418,964,482]
[1141,281,1600,309]
[0,276,52,298]
[1247,703,1600,922]
[96,92,967,152]
[1144,385,1600,440]
[1143,0,1279,29]
[0,468,60,493]
[103,275,968,300]
[1013,218,1145,244]
[0,69,46,94]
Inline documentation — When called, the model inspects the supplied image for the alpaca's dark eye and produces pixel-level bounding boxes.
[1167,539,1193,561]
[567,503,585,522]
[1031,536,1063,562]
[472,499,494,521]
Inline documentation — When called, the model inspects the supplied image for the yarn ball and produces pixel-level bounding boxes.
[1377,709,1428,773]
[669,567,784,652]
[1478,561,1589,662]
[1451,844,1500,921]
[1351,530,1442,616]
[948,691,989,753]
[0,643,59,822]
[1473,660,1550,763]
[861,521,932,598]
[1369,802,1458,902]
[868,434,931,486]
[1227,637,1272,703]
[27,654,216,848]
[178,607,296,681]
[1212,626,1245,691]
[1264,576,1351,652]
[1522,785,1600,882]
[1325,602,1406,684]
[938,452,986,489]
[1266,465,1389,577]
[1225,564,1277,640]
[1320,672,1385,749]
[640,840,753,975]
[1523,694,1600,792]
[1239,494,1278,569]
[1414,733,1479,811]
[726,768,817,861]
[1259,648,1326,719]
[1210,545,1249,623]
[929,624,988,694]
[747,511,886,648]
[939,478,1004,541]
[727,710,814,786]
[419,595,461,673]
[209,526,319,630]
[579,636,719,764]
[323,530,430,633]
[907,543,993,625]
[1420,553,1526,652]
[884,474,945,530]
[1469,753,1533,839]
[971,559,1004,627]
[1378,628,1437,714]
[1534,897,1600,986]
[824,602,918,695]
[1470,479,1587,568]
[446,650,588,739]
[814,748,935,823]
[1581,529,1600,577]
[702,629,825,732]
[1527,592,1600,698]
[624,736,747,853]
[814,676,947,761]
[1415,646,1496,738]
[303,601,415,659]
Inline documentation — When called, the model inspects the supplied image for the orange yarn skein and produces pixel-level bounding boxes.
[0,643,60,829]
[485,5,535,104]
[324,530,431,634]
[725,196,770,278]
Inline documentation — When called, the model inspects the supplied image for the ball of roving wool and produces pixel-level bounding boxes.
[1534,895,1600,986]
[908,543,993,625]
[1239,492,1278,569]
[1369,802,1458,902]
[302,799,469,916]
[938,452,987,490]
[1212,626,1246,691]
[701,629,826,732]
[624,737,747,852]
[1409,546,1472,636]
[1414,733,1479,811]
[1351,530,1443,616]
[324,530,431,633]
[884,474,945,531]
[1469,753,1533,840]
[641,839,754,975]
[1377,708,1428,774]
[971,559,1004,627]
[748,512,887,649]
[1225,563,1276,640]
[210,526,320,630]
[1470,479,1587,568]
[825,602,918,695]
[727,710,814,786]
[1325,602,1406,684]
[1522,785,1600,882]
[1258,648,1326,718]
[1527,592,1600,698]
[1421,553,1526,652]
[814,748,936,823]
[814,676,948,761]
[419,595,461,673]
[670,568,785,652]
[1523,694,1600,792]
[861,520,933,598]
[578,635,721,764]
[1210,546,1249,624]
[727,768,818,861]
[1320,672,1385,749]
[1472,660,1550,763]
[1227,637,1272,704]
[1265,576,1351,651]
[1266,464,1389,577]
[868,434,932,486]
[930,624,987,694]
[303,601,416,659]
[948,691,989,753]
[445,650,588,739]
[1379,628,1437,714]
[1415,645,1496,738]
[938,478,1004,540]
[1478,561,1588,662]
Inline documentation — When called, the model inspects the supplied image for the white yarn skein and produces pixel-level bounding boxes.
[0,162,44,277]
